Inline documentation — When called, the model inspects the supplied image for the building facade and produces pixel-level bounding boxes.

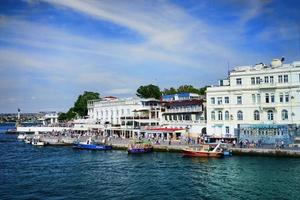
[161,93,206,138]
[206,59,300,143]
[87,96,162,138]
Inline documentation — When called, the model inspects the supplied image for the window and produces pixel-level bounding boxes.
[254,110,260,121]
[270,76,274,83]
[251,77,255,85]
[225,111,229,120]
[278,75,283,83]
[283,75,288,83]
[236,78,242,85]
[256,77,261,84]
[121,109,124,115]
[217,97,222,105]
[279,93,284,103]
[264,76,269,83]
[174,115,177,120]
[218,111,223,120]
[211,111,215,121]
[224,97,229,104]
[252,94,256,104]
[267,110,274,121]
[271,93,275,103]
[265,93,270,103]
[179,115,182,120]
[237,111,243,120]
[186,114,191,120]
[165,115,168,121]
[225,126,229,134]
[285,92,289,102]
[211,97,215,104]
[257,94,261,103]
[282,110,288,120]
[237,96,242,104]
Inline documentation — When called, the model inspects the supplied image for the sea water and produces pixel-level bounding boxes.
[1,125,300,200]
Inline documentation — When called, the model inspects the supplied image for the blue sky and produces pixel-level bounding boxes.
[0,0,300,113]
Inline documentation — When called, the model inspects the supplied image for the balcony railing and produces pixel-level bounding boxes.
[164,107,202,113]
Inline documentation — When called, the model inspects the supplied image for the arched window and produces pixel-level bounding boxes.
[267,110,274,121]
[237,111,243,120]
[282,110,288,120]
[211,111,215,121]
[254,110,260,120]
[218,111,222,120]
[224,111,229,120]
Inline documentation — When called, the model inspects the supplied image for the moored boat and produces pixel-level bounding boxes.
[17,134,26,140]
[128,140,153,154]
[183,143,224,158]
[73,137,112,150]
[31,138,45,146]
[24,138,31,144]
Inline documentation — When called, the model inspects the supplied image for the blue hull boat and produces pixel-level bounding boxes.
[223,150,232,157]
[128,147,153,154]
[73,143,112,150]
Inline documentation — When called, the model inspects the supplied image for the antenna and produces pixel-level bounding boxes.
[227,61,230,78]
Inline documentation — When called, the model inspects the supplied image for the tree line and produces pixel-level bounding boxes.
[59,84,207,121]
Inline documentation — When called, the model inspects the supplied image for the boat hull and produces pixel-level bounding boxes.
[73,143,112,150]
[17,135,26,140]
[32,142,45,146]
[183,150,223,158]
[128,147,153,154]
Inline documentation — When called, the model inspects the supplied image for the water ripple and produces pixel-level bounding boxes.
[1,133,300,200]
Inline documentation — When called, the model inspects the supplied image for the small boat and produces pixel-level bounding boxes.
[73,137,112,150]
[24,138,31,144]
[183,143,224,158]
[17,134,26,140]
[128,140,153,154]
[31,138,45,146]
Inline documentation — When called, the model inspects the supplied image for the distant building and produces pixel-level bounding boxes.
[206,59,300,144]
[39,111,59,125]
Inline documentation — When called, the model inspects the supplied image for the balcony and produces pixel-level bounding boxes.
[164,107,202,113]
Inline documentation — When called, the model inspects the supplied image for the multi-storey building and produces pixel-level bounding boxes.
[161,93,206,138]
[87,96,162,138]
[206,59,300,143]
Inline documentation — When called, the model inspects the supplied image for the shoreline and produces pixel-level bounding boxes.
[8,132,300,158]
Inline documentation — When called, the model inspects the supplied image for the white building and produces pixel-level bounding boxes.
[161,93,207,138]
[39,111,59,125]
[87,96,161,138]
[206,59,300,143]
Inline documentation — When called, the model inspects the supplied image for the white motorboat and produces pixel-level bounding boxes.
[24,138,31,144]
[17,134,26,140]
[31,138,45,146]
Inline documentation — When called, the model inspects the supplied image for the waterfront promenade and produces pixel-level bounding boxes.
[17,131,300,157]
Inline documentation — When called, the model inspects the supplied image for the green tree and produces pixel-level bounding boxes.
[136,84,161,99]
[73,91,100,117]
[161,87,177,95]
[58,91,100,121]
[198,86,208,95]
[177,85,200,94]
